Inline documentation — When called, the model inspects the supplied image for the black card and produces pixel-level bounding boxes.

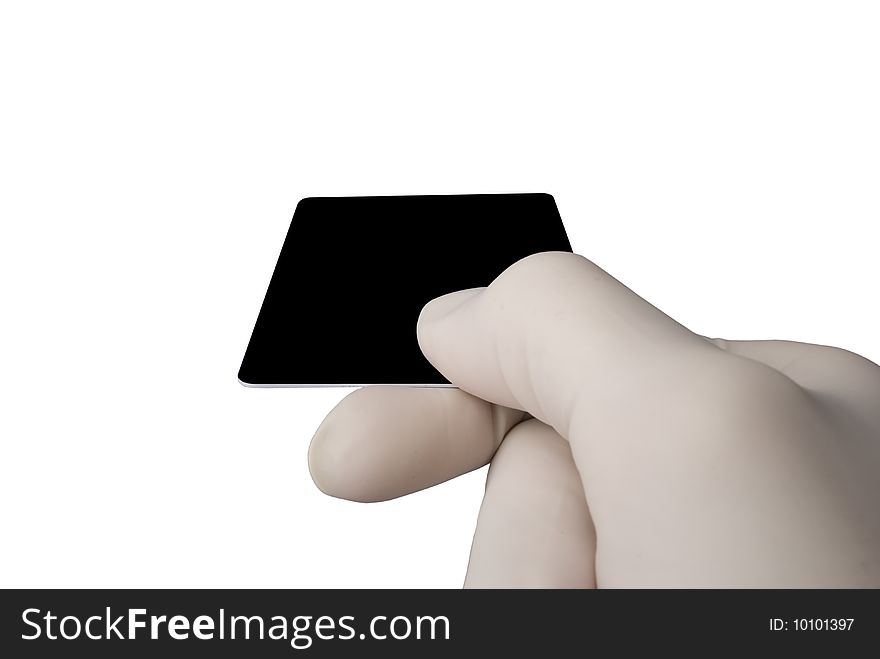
[238,194,572,386]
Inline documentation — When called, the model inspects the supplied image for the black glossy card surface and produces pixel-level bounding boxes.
[238,194,572,386]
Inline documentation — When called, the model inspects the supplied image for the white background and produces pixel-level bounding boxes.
[1,2,878,588]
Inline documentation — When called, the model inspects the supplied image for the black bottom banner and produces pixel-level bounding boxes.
[1,589,877,656]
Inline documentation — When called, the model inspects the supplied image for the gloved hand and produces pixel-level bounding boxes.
[308,252,880,587]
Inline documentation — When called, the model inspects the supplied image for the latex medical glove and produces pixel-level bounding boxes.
[308,252,880,587]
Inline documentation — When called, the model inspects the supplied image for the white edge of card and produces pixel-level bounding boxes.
[237,378,457,388]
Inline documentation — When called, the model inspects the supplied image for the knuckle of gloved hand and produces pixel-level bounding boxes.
[679,353,816,439]
[484,251,595,317]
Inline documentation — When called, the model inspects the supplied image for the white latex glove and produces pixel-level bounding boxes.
[308,252,880,587]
